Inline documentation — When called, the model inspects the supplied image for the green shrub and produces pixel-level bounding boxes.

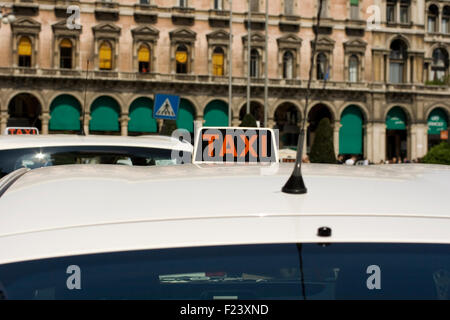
[309,118,336,164]
[239,113,258,127]
[425,75,450,86]
[422,142,450,165]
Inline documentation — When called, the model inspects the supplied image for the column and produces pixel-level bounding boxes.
[193,116,204,145]
[410,123,428,160]
[396,1,400,23]
[333,121,341,157]
[364,122,373,161]
[120,114,130,136]
[266,117,275,128]
[82,114,91,135]
[0,111,8,135]
[406,54,411,83]
[384,54,389,83]
[195,115,204,124]
[415,55,424,83]
[438,10,442,33]
[39,112,51,135]
[232,116,240,127]
[373,53,383,82]
[156,119,164,133]
[371,122,386,163]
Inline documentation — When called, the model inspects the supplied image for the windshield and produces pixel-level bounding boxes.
[0,146,191,178]
[0,243,448,300]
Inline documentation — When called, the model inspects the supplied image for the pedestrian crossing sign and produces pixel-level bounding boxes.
[153,94,180,120]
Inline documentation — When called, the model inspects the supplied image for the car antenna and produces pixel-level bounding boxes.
[282,0,324,194]
[80,59,89,136]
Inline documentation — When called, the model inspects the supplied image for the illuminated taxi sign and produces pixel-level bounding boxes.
[5,127,39,135]
[193,127,278,164]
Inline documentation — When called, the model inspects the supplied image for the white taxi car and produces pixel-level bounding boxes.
[0,161,449,300]
[0,133,193,178]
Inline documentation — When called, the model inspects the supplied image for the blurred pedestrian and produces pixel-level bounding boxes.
[337,154,344,164]
[345,155,357,165]
[302,155,310,163]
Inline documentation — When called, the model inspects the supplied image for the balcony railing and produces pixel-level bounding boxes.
[1,67,449,93]
[95,1,119,10]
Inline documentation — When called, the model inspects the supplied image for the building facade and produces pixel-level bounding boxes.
[0,0,449,162]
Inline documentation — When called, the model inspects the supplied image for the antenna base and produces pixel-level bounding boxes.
[282,174,307,194]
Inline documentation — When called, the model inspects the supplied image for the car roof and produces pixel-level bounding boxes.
[0,134,193,152]
[0,163,450,264]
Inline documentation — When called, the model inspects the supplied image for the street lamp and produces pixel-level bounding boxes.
[0,5,16,25]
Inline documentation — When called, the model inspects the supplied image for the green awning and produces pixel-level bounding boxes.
[49,95,81,131]
[339,105,363,154]
[428,108,448,135]
[386,107,407,130]
[89,96,120,132]
[176,99,195,133]
[204,100,229,127]
[350,0,359,5]
[128,97,157,133]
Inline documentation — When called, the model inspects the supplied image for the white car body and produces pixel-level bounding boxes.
[0,163,449,265]
[0,134,193,153]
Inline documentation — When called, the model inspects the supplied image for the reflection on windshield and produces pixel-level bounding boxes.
[0,243,448,300]
[0,146,190,178]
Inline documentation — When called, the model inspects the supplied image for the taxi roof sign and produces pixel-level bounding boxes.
[5,127,39,135]
[193,127,279,164]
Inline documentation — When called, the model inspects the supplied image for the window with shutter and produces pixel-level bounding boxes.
[99,42,112,70]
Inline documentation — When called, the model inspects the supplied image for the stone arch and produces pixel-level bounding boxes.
[87,93,125,114]
[238,99,265,126]
[177,98,197,133]
[385,105,411,161]
[426,43,449,58]
[306,103,336,154]
[202,97,229,113]
[339,105,366,156]
[238,99,265,113]
[7,92,44,130]
[6,91,46,113]
[203,99,229,127]
[384,104,414,124]
[49,94,82,132]
[128,96,157,134]
[89,95,122,134]
[274,101,303,148]
[424,102,450,120]
[125,94,154,114]
[426,105,449,150]
[47,92,83,112]
[272,100,304,120]
[386,34,411,50]
[307,101,337,121]
[337,102,369,122]
[179,96,200,117]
